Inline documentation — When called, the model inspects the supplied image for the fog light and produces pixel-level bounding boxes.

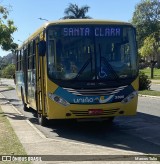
[119,111,124,114]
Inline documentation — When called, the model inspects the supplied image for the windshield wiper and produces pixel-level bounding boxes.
[74,46,93,80]
[74,57,91,80]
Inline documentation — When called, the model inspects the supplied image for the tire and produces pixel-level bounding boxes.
[21,88,28,111]
[36,90,49,126]
[38,113,48,126]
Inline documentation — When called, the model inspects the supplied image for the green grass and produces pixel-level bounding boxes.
[0,107,30,164]
[139,90,160,96]
[140,68,160,79]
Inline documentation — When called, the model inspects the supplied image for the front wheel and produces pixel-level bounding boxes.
[38,113,48,126]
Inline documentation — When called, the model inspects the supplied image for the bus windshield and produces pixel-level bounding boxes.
[47,25,138,87]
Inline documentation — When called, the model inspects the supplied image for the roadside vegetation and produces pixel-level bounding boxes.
[139,71,151,90]
[140,68,160,80]
[133,0,160,96]
[0,64,15,79]
[139,68,160,96]
[0,107,30,164]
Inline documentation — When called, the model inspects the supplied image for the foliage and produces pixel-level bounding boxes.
[63,3,91,19]
[139,71,151,90]
[132,0,160,47]
[0,4,18,51]
[1,64,15,78]
[139,31,160,60]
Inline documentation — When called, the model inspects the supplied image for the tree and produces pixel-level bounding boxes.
[63,3,91,19]
[0,5,18,51]
[132,0,160,47]
[140,32,160,60]
[139,31,160,78]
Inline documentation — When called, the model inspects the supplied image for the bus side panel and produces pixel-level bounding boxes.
[131,77,139,91]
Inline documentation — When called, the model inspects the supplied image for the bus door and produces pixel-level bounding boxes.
[36,39,46,117]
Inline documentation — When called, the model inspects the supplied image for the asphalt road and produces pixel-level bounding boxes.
[0,78,160,156]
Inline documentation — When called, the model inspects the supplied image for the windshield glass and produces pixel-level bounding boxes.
[47,25,138,85]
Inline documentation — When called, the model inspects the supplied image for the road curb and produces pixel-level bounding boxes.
[138,94,160,99]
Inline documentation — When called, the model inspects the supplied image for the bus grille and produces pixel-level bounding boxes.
[63,86,127,96]
[70,108,119,117]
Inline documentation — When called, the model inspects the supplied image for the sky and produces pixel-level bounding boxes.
[0,0,140,57]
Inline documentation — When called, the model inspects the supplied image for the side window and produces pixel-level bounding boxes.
[28,44,32,69]
[48,40,55,75]
[21,49,23,70]
[32,40,36,69]
[24,46,28,69]
[17,50,22,71]
[16,50,19,71]
[19,50,22,70]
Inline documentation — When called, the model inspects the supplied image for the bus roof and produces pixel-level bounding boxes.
[46,19,132,26]
[18,19,133,49]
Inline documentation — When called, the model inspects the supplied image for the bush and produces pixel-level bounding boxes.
[1,64,15,78]
[139,71,151,90]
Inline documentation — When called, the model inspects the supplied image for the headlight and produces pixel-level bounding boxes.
[48,93,70,106]
[121,91,138,104]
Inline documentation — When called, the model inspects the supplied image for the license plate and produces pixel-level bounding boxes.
[88,109,103,115]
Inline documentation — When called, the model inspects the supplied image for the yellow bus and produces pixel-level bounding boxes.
[15,19,139,126]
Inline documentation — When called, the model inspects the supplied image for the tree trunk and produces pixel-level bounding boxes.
[151,66,154,79]
[150,60,157,79]
[157,53,160,68]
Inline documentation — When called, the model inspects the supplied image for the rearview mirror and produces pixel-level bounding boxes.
[38,40,46,56]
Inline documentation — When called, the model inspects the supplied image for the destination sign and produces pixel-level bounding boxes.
[63,27,121,37]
